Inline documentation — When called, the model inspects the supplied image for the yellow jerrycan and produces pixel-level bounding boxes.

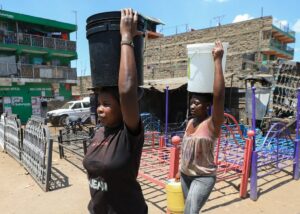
[165,179,185,214]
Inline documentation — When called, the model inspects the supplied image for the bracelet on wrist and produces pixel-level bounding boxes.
[121,40,134,48]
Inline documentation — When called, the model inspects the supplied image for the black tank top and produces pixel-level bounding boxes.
[83,122,148,214]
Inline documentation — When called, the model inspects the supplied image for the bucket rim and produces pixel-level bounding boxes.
[86,11,145,25]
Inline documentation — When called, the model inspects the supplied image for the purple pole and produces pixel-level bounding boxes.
[250,151,258,200]
[251,87,256,150]
[296,88,300,139]
[293,88,300,180]
[165,86,169,145]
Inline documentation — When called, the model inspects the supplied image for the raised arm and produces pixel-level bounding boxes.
[211,41,225,136]
[118,8,140,133]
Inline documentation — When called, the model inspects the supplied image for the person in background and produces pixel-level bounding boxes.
[40,96,48,118]
[82,8,147,214]
[177,41,225,214]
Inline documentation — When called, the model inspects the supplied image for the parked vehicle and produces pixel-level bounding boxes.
[47,97,91,126]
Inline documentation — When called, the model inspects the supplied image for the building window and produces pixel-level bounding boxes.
[262,30,271,40]
[242,53,256,61]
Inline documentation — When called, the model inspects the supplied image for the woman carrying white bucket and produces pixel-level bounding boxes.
[176,41,225,213]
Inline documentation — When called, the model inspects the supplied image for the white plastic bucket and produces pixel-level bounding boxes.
[187,42,228,93]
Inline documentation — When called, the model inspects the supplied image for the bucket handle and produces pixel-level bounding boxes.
[86,24,108,37]
[109,23,119,31]
[87,20,146,37]
[87,22,121,37]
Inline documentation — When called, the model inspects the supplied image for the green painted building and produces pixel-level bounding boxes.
[0,9,77,123]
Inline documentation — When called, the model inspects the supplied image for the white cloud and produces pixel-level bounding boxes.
[292,19,300,33]
[232,14,254,23]
[273,18,289,28]
[295,48,300,53]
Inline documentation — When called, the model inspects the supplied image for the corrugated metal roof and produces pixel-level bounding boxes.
[141,77,187,92]
[0,10,76,32]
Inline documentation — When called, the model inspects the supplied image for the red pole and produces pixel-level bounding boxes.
[168,146,180,178]
[158,136,165,162]
[168,136,181,179]
[239,132,254,198]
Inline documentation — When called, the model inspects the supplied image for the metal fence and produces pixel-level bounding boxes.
[1,31,76,51]
[22,116,53,191]
[4,114,22,161]
[0,62,77,80]
[58,126,93,160]
[0,114,53,191]
[0,113,5,151]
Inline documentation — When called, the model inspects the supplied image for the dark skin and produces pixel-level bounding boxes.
[175,41,225,181]
[118,8,140,133]
[97,92,122,128]
[97,8,140,133]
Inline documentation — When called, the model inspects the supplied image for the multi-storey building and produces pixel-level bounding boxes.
[72,16,297,123]
[142,16,296,121]
[0,10,77,123]
[143,16,295,86]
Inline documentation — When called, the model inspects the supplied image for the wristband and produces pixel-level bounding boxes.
[121,40,134,48]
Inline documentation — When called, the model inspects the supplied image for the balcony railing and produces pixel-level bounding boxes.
[270,39,294,56]
[0,31,76,52]
[272,24,295,38]
[0,62,77,80]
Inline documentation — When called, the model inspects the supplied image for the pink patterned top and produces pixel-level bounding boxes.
[180,117,217,176]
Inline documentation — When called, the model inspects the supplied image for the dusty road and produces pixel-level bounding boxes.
[0,140,300,214]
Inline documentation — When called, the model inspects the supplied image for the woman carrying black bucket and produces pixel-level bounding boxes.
[83,8,148,214]
[176,41,225,213]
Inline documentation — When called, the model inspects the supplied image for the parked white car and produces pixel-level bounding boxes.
[47,98,91,126]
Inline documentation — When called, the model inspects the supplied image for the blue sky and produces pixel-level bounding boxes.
[1,0,299,76]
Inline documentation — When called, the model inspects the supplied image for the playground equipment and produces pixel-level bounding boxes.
[141,112,161,132]
[139,113,253,199]
[249,88,300,200]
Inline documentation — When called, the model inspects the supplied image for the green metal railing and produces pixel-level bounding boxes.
[0,30,76,51]
[272,24,295,39]
[270,39,294,57]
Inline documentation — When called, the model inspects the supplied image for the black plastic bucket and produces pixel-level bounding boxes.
[86,11,145,88]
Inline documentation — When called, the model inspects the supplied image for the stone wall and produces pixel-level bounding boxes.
[143,16,273,88]
[72,75,92,97]
[75,17,277,122]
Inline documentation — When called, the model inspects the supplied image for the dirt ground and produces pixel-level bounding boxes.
[0,127,300,214]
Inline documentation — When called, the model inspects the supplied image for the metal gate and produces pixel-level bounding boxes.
[5,114,22,161]
[22,116,53,191]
